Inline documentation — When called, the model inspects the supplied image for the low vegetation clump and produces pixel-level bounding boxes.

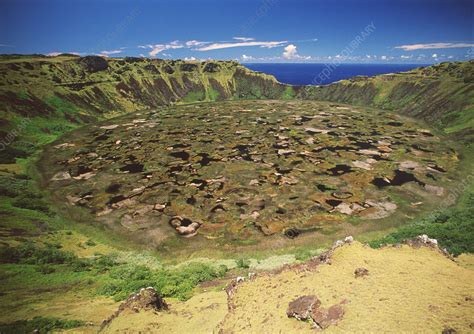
[236,258,251,269]
[99,262,228,301]
[0,316,85,334]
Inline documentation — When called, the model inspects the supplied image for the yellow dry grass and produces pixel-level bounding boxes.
[220,242,474,333]
[94,242,474,333]
[102,290,228,334]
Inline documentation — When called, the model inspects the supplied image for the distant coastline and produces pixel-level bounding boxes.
[244,63,431,85]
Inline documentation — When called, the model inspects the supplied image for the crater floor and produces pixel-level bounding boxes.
[39,100,459,251]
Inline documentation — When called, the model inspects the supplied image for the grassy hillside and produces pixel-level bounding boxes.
[0,54,290,163]
[299,60,474,143]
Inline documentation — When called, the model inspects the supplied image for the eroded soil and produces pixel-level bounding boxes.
[38,100,460,253]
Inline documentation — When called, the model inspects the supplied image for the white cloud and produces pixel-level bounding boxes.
[282,44,311,60]
[282,44,298,59]
[432,53,438,58]
[380,55,387,60]
[395,42,474,51]
[184,56,197,61]
[140,41,184,56]
[185,40,207,47]
[400,55,413,59]
[100,50,122,56]
[196,40,287,51]
[241,54,255,61]
[233,37,255,41]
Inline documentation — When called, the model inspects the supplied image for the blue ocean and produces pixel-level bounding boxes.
[244,63,429,85]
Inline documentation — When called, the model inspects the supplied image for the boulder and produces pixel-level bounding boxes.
[287,295,321,321]
[101,287,167,330]
[354,267,369,278]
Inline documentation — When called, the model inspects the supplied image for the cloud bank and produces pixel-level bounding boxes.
[196,40,287,51]
[395,42,474,51]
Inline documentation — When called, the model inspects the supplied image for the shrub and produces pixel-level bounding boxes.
[12,195,50,214]
[236,258,251,269]
[92,253,118,272]
[0,175,29,197]
[0,316,84,334]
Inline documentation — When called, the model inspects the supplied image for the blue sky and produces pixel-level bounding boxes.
[0,0,472,63]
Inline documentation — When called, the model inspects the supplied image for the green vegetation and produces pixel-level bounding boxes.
[294,248,313,262]
[46,95,79,115]
[0,316,85,334]
[236,258,251,269]
[281,86,296,99]
[369,187,474,256]
[99,262,228,301]
[301,60,474,141]
[182,90,205,102]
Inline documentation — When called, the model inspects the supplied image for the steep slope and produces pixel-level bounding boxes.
[99,239,474,334]
[0,54,290,162]
[299,61,474,142]
[0,54,288,118]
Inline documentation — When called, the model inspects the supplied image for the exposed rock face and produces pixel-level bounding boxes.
[407,234,439,248]
[180,63,198,72]
[77,55,109,73]
[101,287,167,330]
[203,62,220,73]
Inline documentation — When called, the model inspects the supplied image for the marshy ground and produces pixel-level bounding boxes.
[39,100,460,256]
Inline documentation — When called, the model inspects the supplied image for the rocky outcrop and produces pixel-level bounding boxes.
[100,287,168,330]
[286,294,345,330]
[354,267,369,278]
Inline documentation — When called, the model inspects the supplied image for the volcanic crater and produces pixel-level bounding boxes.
[39,100,459,250]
